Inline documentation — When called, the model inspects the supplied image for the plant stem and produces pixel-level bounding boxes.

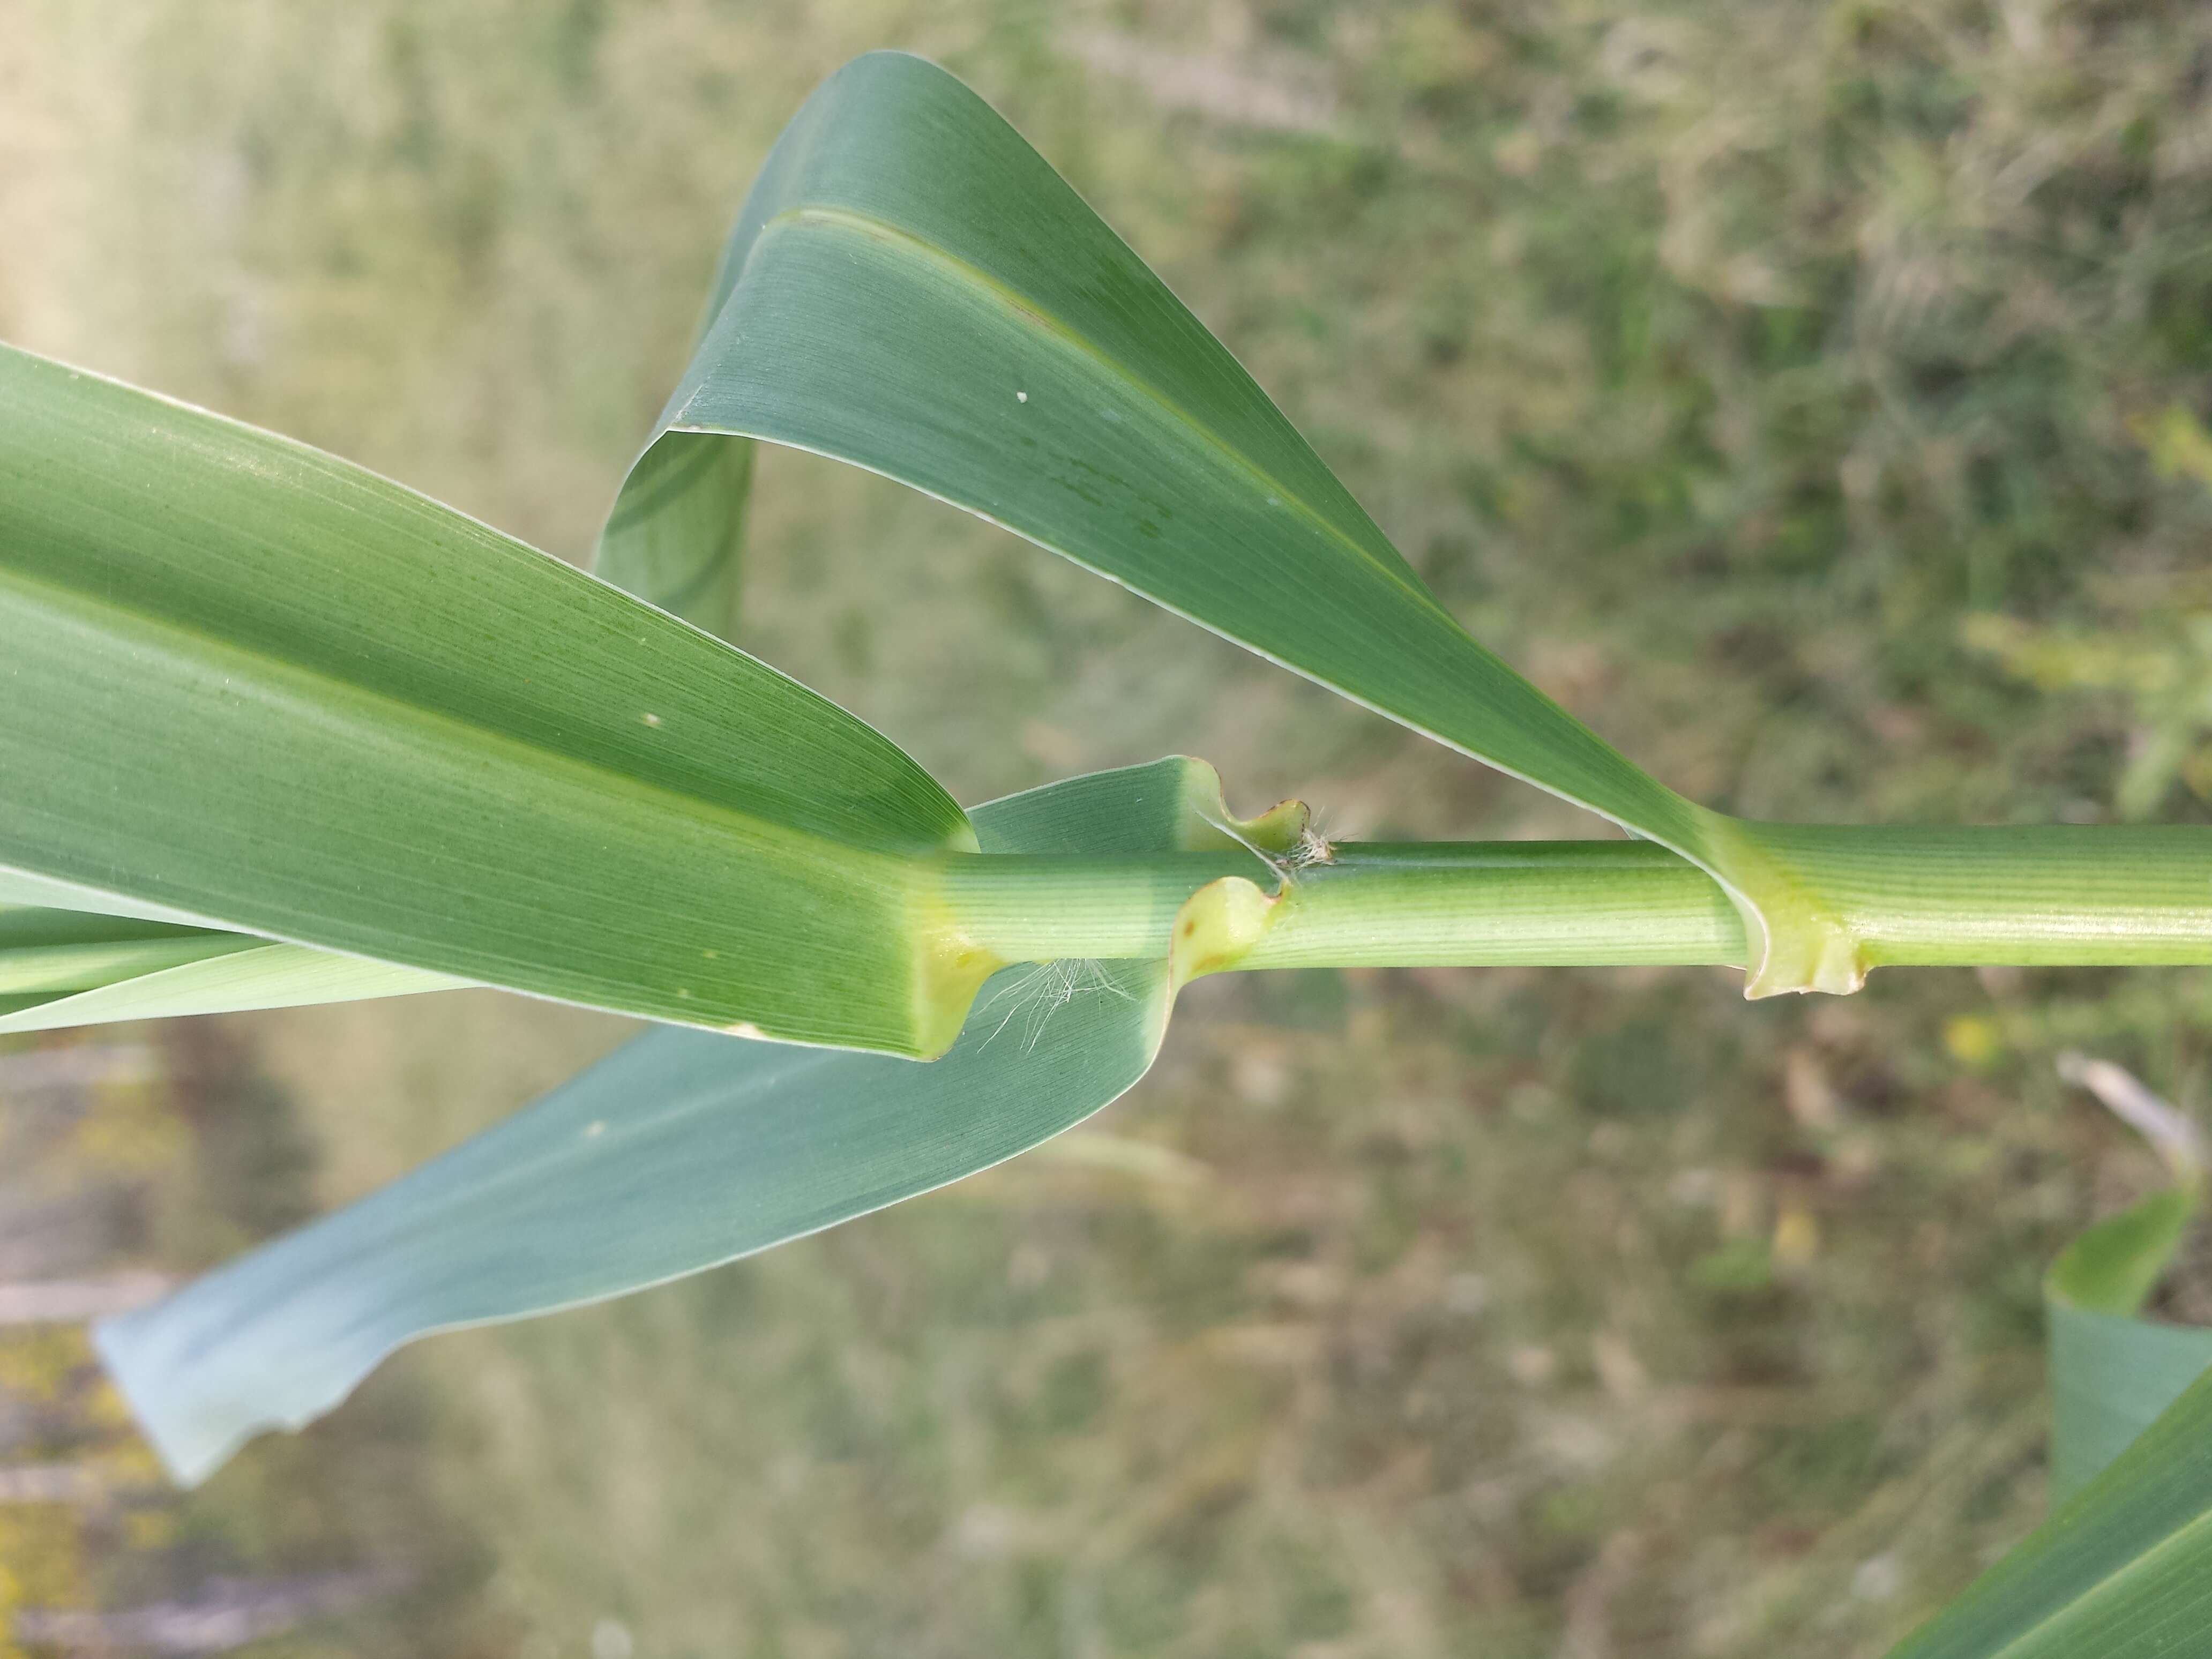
[938,827,2212,973]
[1245,843,1744,968]
[1743,823,2212,967]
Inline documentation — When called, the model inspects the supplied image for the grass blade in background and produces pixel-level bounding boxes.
[1882,1364,2212,1658]
[2046,1301,2212,1505]
[617,56,1749,925]
[2044,1055,2212,1499]
[96,757,1260,1485]
[1880,1056,2212,1656]
[633,48,2201,995]
[0,343,988,1056]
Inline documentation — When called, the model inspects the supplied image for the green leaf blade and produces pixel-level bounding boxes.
[2043,1110,2210,1500]
[1886,1362,2212,1659]
[0,944,460,1035]
[633,51,1706,865]
[2050,1187,2199,1320]
[2047,1305,2212,1503]
[0,344,978,1054]
[0,907,258,996]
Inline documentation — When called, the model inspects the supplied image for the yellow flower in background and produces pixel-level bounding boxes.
[1944,1015,2004,1068]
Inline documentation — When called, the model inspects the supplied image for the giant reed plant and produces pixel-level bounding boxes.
[4,53,2210,1655]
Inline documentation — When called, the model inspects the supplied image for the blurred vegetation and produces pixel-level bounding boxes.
[6,0,2212,1653]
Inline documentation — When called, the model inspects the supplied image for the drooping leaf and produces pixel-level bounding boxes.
[95,757,1272,1485]
[608,53,1712,880]
[0,343,992,1056]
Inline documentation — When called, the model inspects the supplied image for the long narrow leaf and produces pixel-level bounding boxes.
[1885,1362,2212,1658]
[624,52,1701,856]
[0,346,984,1056]
[0,904,458,1032]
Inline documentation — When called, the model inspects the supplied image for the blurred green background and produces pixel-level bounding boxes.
[6,0,2212,1653]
